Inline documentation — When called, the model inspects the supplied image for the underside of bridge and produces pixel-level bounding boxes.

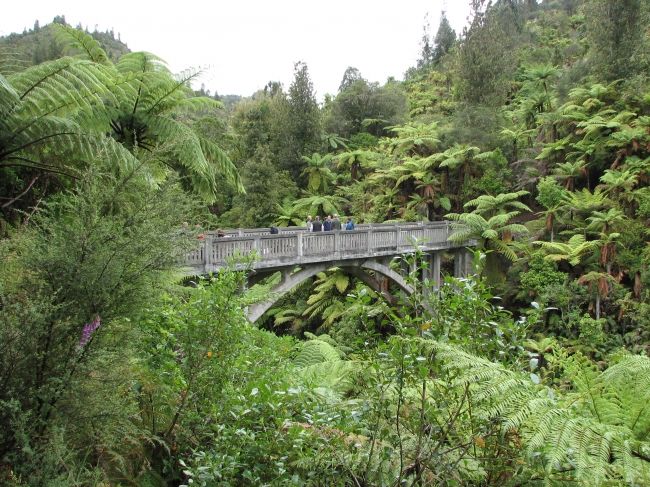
[246,249,473,323]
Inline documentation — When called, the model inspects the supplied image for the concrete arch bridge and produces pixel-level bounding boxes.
[183,221,475,322]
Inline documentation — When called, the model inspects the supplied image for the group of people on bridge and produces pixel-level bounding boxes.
[305,214,355,232]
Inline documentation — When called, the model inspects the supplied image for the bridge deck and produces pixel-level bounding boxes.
[184,221,469,274]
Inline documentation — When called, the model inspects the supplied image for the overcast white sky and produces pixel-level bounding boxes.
[2,1,471,98]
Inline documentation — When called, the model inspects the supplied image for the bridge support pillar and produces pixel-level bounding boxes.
[454,249,474,278]
[420,251,441,294]
[464,249,474,276]
[432,251,441,290]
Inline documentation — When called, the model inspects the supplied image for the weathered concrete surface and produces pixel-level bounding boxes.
[184,222,468,274]
[182,221,475,322]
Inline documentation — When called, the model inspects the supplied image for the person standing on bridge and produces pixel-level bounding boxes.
[332,214,342,230]
[345,217,355,230]
[312,215,323,231]
[323,215,333,231]
[306,215,313,232]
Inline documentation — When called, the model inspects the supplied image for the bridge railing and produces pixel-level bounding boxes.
[185,221,458,270]
[220,220,433,237]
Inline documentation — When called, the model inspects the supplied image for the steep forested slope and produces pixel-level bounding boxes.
[1,1,650,485]
[0,15,129,68]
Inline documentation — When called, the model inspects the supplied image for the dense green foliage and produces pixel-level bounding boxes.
[1,2,650,485]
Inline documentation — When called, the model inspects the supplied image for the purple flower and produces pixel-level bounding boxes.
[78,315,101,349]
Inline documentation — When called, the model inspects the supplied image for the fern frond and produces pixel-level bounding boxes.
[174,96,224,113]
[294,339,343,368]
[299,360,360,398]
[0,73,21,117]
[9,58,116,117]
[395,337,650,485]
[53,24,111,65]
[116,52,169,76]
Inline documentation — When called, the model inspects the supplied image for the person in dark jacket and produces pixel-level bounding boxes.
[332,214,342,230]
[323,215,333,231]
[312,215,323,231]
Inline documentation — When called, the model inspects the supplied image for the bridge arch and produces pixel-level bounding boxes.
[247,258,414,322]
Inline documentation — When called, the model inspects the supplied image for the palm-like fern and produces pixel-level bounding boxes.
[272,200,304,227]
[300,152,335,193]
[463,190,531,217]
[534,234,600,266]
[446,191,531,262]
[599,168,640,204]
[407,338,650,485]
[0,57,138,178]
[335,149,376,181]
[578,271,615,319]
[291,192,347,217]
[293,334,360,401]
[302,269,352,326]
[55,25,242,201]
[386,122,440,156]
[446,211,528,261]
[560,188,614,223]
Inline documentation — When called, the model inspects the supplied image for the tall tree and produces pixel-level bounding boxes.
[325,77,407,138]
[338,66,363,92]
[219,147,297,228]
[584,0,648,81]
[285,61,321,183]
[432,11,456,64]
[457,2,520,106]
[416,13,435,69]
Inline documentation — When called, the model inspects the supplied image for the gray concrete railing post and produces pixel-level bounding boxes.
[252,236,261,260]
[367,228,372,253]
[333,230,340,259]
[204,234,214,269]
[297,233,303,258]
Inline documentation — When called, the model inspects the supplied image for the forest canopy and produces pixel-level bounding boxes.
[1,1,649,485]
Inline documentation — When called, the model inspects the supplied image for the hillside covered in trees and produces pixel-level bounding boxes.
[0,15,130,68]
[1,1,650,485]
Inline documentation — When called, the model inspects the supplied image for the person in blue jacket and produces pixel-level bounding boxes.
[323,215,333,231]
[345,217,355,230]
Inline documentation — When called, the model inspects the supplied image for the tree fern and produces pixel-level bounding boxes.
[446,210,527,261]
[403,338,650,484]
[534,234,600,266]
[53,27,243,200]
[464,190,531,216]
[0,58,138,177]
[294,338,344,368]
[292,335,363,402]
[299,360,360,398]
